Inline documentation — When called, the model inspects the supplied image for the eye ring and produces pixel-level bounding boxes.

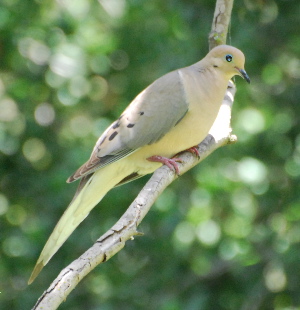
[225,54,233,62]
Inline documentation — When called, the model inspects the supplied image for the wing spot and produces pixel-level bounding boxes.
[127,123,135,128]
[109,131,118,141]
[139,111,144,115]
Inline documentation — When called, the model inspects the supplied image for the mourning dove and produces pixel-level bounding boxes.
[29,45,250,284]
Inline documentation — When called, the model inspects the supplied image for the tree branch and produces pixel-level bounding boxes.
[32,1,235,308]
[209,0,234,49]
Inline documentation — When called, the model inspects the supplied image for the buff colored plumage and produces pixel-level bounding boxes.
[29,45,250,284]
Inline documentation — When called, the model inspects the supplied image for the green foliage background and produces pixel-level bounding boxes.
[1,0,300,309]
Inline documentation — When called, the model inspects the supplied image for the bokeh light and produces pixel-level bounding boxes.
[1,0,300,309]
[34,103,55,126]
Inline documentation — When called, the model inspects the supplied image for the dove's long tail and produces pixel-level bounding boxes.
[28,161,130,284]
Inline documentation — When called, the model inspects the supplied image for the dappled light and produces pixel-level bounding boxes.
[1,0,300,309]
[34,103,56,127]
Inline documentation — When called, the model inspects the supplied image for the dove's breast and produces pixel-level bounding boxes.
[127,67,229,175]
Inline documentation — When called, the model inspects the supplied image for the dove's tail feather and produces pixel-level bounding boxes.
[28,162,128,284]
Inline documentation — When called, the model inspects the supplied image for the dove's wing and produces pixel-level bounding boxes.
[67,69,189,182]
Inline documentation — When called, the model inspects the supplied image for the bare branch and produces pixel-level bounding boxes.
[209,0,234,49]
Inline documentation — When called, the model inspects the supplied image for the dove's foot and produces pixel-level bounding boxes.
[174,146,200,159]
[183,146,200,158]
[147,155,182,175]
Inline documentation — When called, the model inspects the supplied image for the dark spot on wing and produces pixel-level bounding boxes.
[109,131,118,141]
[127,123,135,128]
[139,111,144,115]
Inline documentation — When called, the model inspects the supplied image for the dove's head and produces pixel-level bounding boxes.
[207,45,250,83]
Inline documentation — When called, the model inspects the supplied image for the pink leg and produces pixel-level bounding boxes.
[147,155,183,175]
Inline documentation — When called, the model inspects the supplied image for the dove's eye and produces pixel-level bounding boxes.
[225,54,233,62]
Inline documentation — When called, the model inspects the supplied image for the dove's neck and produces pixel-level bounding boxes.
[180,62,230,110]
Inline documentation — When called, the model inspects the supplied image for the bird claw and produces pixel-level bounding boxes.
[147,155,182,175]
[175,146,200,159]
[184,146,200,158]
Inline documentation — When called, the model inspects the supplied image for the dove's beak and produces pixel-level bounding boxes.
[235,67,250,83]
